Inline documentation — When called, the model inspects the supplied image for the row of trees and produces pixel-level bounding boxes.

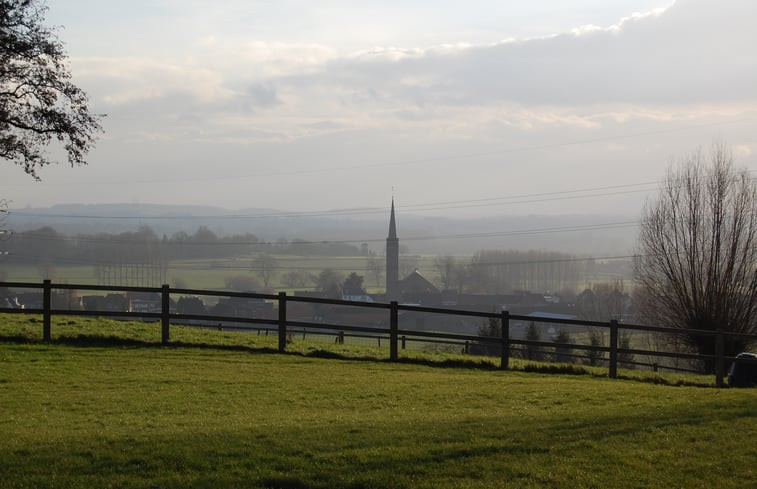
[214,268,365,298]
[0,225,365,266]
[432,251,586,294]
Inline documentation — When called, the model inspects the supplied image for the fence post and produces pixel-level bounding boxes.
[609,319,619,379]
[390,301,398,361]
[161,284,170,344]
[715,327,725,388]
[501,310,510,370]
[278,292,287,352]
[42,279,52,341]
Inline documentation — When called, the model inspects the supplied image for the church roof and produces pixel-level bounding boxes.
[399,270,440,295]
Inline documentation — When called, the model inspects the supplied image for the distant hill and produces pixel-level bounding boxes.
[5,203,638,256]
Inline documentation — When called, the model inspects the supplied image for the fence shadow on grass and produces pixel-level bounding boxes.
[0,330,715,387]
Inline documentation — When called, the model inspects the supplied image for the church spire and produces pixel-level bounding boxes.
[388,198,397,239]
[386,198,399,301]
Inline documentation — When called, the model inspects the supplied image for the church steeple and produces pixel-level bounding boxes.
[386,198,399,301]
[388,199,397,239]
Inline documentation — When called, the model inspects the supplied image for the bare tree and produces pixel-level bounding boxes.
[635,143,757,372]
[365,256,382,287]
[0,199,9,251]
[434,255,456,290]
[281,270,310,289]
[252,253,278,289]
[399,254,419,279]
[575,281,629,322]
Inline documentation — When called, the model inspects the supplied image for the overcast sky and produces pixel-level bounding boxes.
[2,0,756,218]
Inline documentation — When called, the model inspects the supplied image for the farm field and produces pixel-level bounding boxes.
[1,316,755,488]
[0,255,441,292]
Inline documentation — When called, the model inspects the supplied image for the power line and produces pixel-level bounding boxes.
[3,219,641,246]
[3,251,638,272]
[11,169,755,221]
[7,181,659,220]
[19,117,755,186]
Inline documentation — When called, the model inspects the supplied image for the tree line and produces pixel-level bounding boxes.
[1,225,365,265]
[433,250,586,295]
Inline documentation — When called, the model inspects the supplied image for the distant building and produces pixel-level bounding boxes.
[127,292,162,313]
[385,199,399,301]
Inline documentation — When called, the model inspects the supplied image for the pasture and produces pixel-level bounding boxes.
[1,316,755,488]
[0,255,439,292]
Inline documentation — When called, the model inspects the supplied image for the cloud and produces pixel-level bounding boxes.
[73,57,234,106]
[68,0,757,146]
[301,0,756,110]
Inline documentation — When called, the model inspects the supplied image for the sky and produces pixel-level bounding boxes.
[2,0,756,218]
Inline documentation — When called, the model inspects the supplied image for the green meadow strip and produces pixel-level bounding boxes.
[2,315,755,488]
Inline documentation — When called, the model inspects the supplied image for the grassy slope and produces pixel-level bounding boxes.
[1,317,756,489]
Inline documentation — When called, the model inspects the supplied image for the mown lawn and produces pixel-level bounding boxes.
[0,316,755,489]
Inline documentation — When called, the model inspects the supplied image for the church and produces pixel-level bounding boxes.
[384,199,440,304]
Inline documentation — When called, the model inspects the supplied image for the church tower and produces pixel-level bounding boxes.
[385,199,399,301]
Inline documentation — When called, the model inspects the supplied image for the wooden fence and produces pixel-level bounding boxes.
[2,280,756,387]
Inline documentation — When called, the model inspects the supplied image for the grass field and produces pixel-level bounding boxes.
[0,255,440,292]
[1,315,756,488]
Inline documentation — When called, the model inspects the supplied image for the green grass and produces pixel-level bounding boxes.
[1,315,756,488]
[0,314,718,387]
[2,255,421,291]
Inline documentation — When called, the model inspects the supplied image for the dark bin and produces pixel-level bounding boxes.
[728,353,757,387]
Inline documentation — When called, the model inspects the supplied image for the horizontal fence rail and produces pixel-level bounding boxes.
[2,280,757,387]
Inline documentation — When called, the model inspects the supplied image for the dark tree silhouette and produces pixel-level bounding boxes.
[552,329,573,364]
[316,268,343,299]
[1,0,103,178]
[635,143,757,372]
[342,272,365,296]
[524,322,543,361]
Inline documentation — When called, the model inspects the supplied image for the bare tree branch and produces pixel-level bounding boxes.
[1,0,103,179]
[635,142,757,372]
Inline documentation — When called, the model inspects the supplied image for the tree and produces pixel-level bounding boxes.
[281,270,310,289]
[524,322,544,361]
[635,143,757,372]
[434,255,457,290]
[399,254,419,280]
[224,275,261,291]
[365,256,382,287]
[341,272,365,296]
[552,328,573,364]
[473,316,503,357]
[1,0,103,178]
[252,253,278,289]
[0,198,9,250]
[176,296,207,315]
[585,328,605,366]
[316,268,343,299]
[575,281,630,322]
